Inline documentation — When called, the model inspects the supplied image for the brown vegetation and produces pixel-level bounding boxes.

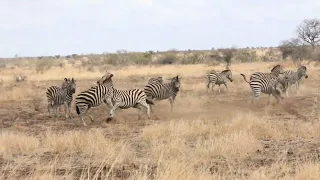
[0,60,319,179]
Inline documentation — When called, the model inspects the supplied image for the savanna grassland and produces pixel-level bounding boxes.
[0,57,320,179]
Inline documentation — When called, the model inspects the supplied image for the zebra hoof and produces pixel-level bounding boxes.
[106,117,113,123]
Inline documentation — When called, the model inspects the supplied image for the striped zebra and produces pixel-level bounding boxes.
[75,72,153,126]
[147,76,163,84]
[206,70,233,93]
[281,66,308,96]
[46,78,76,118]
[240,73,288,105]
[250,64,284,80]
[144,75,181,112]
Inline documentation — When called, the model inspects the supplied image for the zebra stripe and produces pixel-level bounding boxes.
[250,64,284,81]
[147,76,163,84]
[240,73,288,105]
[144,75,181,112]
[75,72,153,126]
[281,66,308,96]
[75,83,113,126]
[46,78,76,118]
[206,69,233,93]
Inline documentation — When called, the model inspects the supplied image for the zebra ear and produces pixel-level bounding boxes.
[64,78,68,81]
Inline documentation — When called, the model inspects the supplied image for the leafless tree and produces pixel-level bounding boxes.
[297,18,320,49]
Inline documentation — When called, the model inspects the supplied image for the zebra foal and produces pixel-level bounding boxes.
[281,66,308,96]
[46,78,76,118]
[240,73,288,105]
[144,75,181,112]
[206,69,233,93]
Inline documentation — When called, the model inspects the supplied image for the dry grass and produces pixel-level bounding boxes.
[0,60,319,179]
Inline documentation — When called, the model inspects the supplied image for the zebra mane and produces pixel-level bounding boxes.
[97,72,114,86]
[298,65,307,71]
[221,69,231,73]
[271,64,283,72]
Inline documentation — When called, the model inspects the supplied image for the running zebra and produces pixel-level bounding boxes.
[240,73,288,105]
[281,66,308,96]
[250,64,284,80]
[144,75,181,112]
[206,70,233,93]
[75,71,153,126]
[46,78,76,118]
[147,76,163,84]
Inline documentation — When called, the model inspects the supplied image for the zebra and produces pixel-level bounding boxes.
[281,66,308,96]
[144,75,181,113]
[240,73,289,105]
[249,64,284,81]
[75,71,153,126]
[46,78,76,118]
[206,70,233,93]
[147,76,164,84]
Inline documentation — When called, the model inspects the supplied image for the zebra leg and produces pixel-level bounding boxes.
[108,102,120,120]
[104,97,113,109]
[267,94,271,105]
[218,84,221,93]
[206,81,211,93]
[296,82,300,92]
[76,105,89,126]
[64,103,69,119]
[47,103,52,115]
[135,104,143,120]
[168,96,175,112]
[68,103,73,119]
[224,83,228,93]
[53,105,58,118]
[88,115,94,123]
[80,114,88,126]
[149,104,154,113]
[140,101,151,120]
[211,84,216,92]
[251,93,259,106]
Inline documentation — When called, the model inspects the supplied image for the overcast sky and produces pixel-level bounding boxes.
[0,0,319,57]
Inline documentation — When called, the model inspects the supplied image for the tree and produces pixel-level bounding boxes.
[218,47,237,69]
[297,18,320,49]
[279,38,310,61]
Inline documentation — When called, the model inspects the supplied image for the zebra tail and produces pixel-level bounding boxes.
[240,73,250,83]
[146,99,154,105]
[76,104,80,115]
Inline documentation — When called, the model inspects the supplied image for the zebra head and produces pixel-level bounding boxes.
[61,78,69,89]
[62,78,76,93]
[297,66,308,79]
[97,71,114,85]
[222,70,233,82]
[157,76,164,83]
[171,75,181,89]
[274,81,286,100]
[68,78,77,94]
[271,64,284,77]
[277,74,290,93]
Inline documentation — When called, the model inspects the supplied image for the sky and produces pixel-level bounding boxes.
[0,0,319,58]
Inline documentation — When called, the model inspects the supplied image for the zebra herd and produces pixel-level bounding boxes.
[207,64,308,105]
[46,65,308,126]
[46,71,181,126]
